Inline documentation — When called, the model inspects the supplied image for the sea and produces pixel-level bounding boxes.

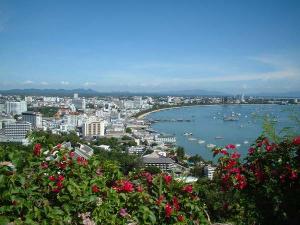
[145,104,300,161]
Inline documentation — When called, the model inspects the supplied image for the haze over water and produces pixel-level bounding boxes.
[146,104,300,161]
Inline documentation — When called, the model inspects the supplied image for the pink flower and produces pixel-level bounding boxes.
[119,208,128,217]
[165,203,173,218]
[225,144,236,149]
[163,174,172,185]
[69,151,75,158]
[292,136,300,145]
[41,162,48,169]
[56,143,62,149]
[182,185,193,193]
[52,188,60,193]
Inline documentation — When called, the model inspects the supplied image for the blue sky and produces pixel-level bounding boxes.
[0,0,300,94]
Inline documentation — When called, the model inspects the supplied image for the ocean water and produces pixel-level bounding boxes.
[146,104,300,161]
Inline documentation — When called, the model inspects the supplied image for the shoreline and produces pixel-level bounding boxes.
[137,105,203,119]
[136,103,281,119]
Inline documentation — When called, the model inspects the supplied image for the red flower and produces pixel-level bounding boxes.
[92,184,100,193]
[156,195,164,205]
[41,162,48,169]
[213,149,220,157]
[165,203,173,218]
[230,167,241,174]
[182,184,193,193]
[52,188,60,193]
[117,180,134,192]
[33,143,42,156]
[164,174,172,185]
[290,170,298,180]
[177,214,184,222]
[231,152,240,159]
[292,136,300,145]
[56,143,62,149]
[57,175,65,182]
[266,144,276,152]
[224,159,237,170]
[225,144,236,149]
[58,162,67,170]
[136,185,143,192]
[77,156,88,166]
[172,196,180,211]
[220,149,229,155]
[56,181,63,188]
[49,175,56,181]
[248,147,255,155]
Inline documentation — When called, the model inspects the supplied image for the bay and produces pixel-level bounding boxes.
[146,104,300,161]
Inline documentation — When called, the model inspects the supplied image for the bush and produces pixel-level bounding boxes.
[213,136,300,225]
[0,143,209,224]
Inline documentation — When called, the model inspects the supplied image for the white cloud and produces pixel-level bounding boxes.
[60,81,70,85]
[84,82,96,86]
[40,81,49,85]
[23,80,34,84]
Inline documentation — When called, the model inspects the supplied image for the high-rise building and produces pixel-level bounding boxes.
[22,111,43,128]
[74,93,79,99]
[82,118,105,137]
[2,121,32,139]
[5,101,27,115]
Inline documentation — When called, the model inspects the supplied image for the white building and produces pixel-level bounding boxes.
[22,111,42,129]
[1,121,32,139]
[204,165,217,180]
[5,101,27,115]
[82,118,105,137]
[155,134,176,144]
[128,146,145,155]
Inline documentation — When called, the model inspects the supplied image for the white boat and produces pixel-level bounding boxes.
[206,143,216,148]
[198,140,205,144]
[184,132,193,136]
[215,136,224,139]
[243,140,249,144]
[188,137,197,141]
[235,144,241,147]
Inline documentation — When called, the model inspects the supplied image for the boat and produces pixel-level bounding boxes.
[223,116,239,121]
[243,140,249,144]
[206,143,216,148]
[198,139,205,144]
[235,144,241,147]
[188,137,197,141]
[184,132,193,136]
[215,136,224,139]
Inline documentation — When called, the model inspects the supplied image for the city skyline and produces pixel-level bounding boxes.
[1,0,300,94]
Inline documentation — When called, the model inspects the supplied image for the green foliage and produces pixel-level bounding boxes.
[144,166,161,175]
[0,142,209,224]
[125,127,132,134]
[176,146,185,161]
[28,106,59,117]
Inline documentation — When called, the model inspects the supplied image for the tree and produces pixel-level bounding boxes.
[176,146,185,160]
[125,127,132,133]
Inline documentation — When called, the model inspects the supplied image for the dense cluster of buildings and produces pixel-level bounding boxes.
[0,93,299,180]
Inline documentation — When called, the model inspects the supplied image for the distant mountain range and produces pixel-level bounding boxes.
[0,88,299,97]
